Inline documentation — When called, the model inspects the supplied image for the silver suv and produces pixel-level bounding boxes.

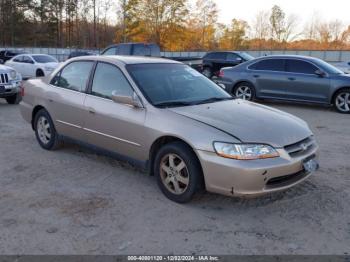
[0,64,22,104]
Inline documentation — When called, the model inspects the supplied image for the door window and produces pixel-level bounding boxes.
[22,56,34,64]
[13,56,23,62]
[51,61,94,92]
[226,53,239,61]
[91,62,133,99]
[286,59,318,74]
[249,59,285,71]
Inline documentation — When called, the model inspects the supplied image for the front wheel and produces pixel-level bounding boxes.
[334,89,350,114]
[34,109,61,150]
[6,93,21,104]
[154,142,203,203]
[233,82,255,101]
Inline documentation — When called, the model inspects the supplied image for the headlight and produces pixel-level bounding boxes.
[213,142,279,160]
[9,70,17,79]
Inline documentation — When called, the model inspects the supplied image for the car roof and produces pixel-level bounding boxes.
[70,55,181,65]
[257,54,320,61]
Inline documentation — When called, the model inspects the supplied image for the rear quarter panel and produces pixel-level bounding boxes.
[20,78,51,126]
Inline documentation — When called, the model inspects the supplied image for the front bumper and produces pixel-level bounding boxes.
[0,82,21,97]
[196,144,319,197]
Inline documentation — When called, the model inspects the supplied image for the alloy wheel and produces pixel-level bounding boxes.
[160,153,189,195]
[235,86,252,100]
[36,116,51,144]
[335,92,350,113]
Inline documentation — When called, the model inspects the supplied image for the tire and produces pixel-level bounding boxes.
[34,109,61,150]
[233,82,256,101]
[333,89,350,114]
[36,69,45,77]
[154,141,203,203]
[202,67,213,78]
[5,93,21,104]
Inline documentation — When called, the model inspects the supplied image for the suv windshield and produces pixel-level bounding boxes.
[127,64,232,107]
[32,55,58,63]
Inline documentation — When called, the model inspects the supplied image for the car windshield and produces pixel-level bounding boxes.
[239,52,254,61]
[127,64,232,107]
[316,59,343,74]
[32,55,58,63]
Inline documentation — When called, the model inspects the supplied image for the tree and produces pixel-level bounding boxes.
[269,5,285,43]
[219,19,249,50]
[195,0,218,50]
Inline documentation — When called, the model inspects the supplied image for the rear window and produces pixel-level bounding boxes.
[32,55,58,63]
[249,59,285,71]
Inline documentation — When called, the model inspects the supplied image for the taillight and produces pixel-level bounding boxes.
[218,70,224,77]
[20,83,25,97]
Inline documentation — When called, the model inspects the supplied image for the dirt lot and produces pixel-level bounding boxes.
[0,99,349,255]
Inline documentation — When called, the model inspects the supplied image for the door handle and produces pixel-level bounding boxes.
[48,98,54,102]
[87,107,96,114]
[288,77,296,81]
[253,75,260,78]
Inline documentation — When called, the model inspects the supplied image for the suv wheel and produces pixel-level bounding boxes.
[154,142,203,203]
[6,93,21,104]
[334,89,350,114]
[202,67,213,78]
[34,109,61,150]
[234,82,255,101]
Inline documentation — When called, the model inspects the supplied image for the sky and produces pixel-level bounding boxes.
[213,0,350,25]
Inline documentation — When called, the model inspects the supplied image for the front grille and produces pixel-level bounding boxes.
[284,136,316,158]
[0,73,9,84]
[266,170,308,189]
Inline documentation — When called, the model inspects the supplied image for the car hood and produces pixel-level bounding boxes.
[168,100,312,148]
[0,64,14,73]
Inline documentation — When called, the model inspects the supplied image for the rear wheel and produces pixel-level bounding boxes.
[334,89,350,114]
[5,93,21,104]
[154,142,203,203]
[34,109,61,150]
[234,82,255,101]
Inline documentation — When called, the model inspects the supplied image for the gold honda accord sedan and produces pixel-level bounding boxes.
[20,56,319,203]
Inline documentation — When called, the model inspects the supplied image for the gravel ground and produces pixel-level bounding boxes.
[0,99,349,255]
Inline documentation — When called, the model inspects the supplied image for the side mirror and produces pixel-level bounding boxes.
[315,69,326,77]
[111,91,143,108]
[236,57,243,62]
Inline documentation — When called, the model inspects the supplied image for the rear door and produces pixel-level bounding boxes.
[248,58,290,98]
[284,59,331,103]
[83,62,146,160]
[48,60,94,141]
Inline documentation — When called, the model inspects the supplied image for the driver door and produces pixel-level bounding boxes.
[83,62,147,161]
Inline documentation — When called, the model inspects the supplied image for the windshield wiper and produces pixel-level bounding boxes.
[192,97,234,105]
[154,101,194,108]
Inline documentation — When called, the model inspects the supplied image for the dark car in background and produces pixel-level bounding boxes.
[68,50,94,59]
[217,55,350,113]
[201,51,254,78]
[101,43,161,57]
[0,50,26,64]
